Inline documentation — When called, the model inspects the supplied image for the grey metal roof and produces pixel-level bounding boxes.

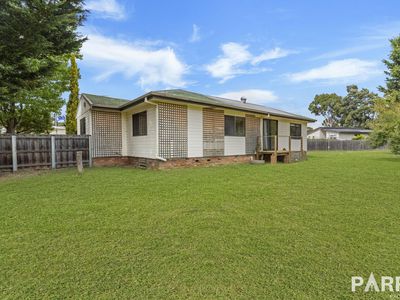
[310,127,372,134]
[84,89,316,122]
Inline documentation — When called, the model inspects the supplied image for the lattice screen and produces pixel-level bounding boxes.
[92,110,122,157]
[203,108,224,156]
[245,114,260,154]
[158,103,188,158]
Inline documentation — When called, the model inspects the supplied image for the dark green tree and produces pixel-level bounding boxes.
[309,86,377,128]
[340,85,378,129]
[0,0,87,134]
[66,54,80,134]
[308,93,342,127]
[379,35,400,101]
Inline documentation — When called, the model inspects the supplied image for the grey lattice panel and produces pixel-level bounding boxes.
[203,108,224,157]
[158,103,188,158]
[92,111,122,157]
[245,114,260,154]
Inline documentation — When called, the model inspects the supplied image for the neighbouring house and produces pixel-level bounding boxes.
[50,125,66,135]
[76,89,315,168]
[307,127,372,140]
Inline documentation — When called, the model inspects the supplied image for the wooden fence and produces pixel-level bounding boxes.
[0,135,91,172]
[307,139,383,151]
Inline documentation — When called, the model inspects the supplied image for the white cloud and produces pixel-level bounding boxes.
[287,59,381,83]
[189,24,201,43]
[206,43,291,82]
[81,33,187,88]
[86,0,125,20]
[217,89,278,104]
[251,47,292,65]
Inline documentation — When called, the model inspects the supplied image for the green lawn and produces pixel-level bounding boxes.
[1,151,399,299]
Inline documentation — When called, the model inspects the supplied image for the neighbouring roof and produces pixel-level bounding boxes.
[82,89,315,122]
[308,127,372,134]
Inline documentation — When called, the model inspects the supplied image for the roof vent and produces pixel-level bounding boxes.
[240,96,247,103]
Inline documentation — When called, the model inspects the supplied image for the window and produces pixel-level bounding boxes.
[290,123,301,139]
[80,118,86,135]
[132,111,147,136]
[225,115,245,136]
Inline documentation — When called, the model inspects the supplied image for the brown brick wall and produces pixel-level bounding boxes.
[203,108,224,156]
[93,154,254,169]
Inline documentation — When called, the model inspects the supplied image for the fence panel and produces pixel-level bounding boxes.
[307,139,380,151]
[0,135,91,172]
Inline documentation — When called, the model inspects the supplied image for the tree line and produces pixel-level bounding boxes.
[309,36,400,154]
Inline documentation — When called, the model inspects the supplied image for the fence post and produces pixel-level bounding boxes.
[88,135,93,167]
[11,135,17,172]
[51,135,56,169]
[76,151,83,173]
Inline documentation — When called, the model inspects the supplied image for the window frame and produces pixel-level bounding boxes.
[132,111,147,136]
[80,118,86,135]
[290,123,302,139]
[224,115,246,137]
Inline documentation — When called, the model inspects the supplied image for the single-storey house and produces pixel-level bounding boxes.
[307,127,372,140]
[77,89,315,168]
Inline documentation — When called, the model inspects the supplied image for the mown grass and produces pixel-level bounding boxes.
[0,151,399,299]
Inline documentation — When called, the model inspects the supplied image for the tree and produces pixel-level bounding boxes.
[370,95,400,154]
[308,93,342,127]
[0,0,86,134]
[309,86,377,128]
[340,85,378,129]
[66,54,80,134]
[379,35,400,101]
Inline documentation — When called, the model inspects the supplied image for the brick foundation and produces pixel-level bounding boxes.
[93,152,307,169]
[93,155,254,169]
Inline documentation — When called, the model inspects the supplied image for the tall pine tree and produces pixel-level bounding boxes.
[66,54,80,134]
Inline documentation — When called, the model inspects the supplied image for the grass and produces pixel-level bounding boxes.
[1,151,399,299]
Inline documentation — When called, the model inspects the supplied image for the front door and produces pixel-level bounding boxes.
[263,119,278,150]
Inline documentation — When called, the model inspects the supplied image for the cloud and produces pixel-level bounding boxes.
[86,0,125,20]
[251,47,292,65]
[313,21,400,60]
[312,44,383,60]
[217,89,278,104]
[81,33,187,88]
[206,43,291,82]
[287,59,381,83]
[189,24,201,43]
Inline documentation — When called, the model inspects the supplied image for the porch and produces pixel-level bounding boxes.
[255,135,306,164]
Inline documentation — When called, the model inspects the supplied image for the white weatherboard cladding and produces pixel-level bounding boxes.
[224,136,246,155]
[187,106,203,157]
[122,103,157,159]
[278,120,290,150]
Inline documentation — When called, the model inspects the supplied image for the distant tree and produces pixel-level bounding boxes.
[370,95,400,154]
[340,85,378,129]
[379,35,400,101]
[0,0,87,134]
[308,93,342,127]
[66,54,80,134]
[309,86,377,128]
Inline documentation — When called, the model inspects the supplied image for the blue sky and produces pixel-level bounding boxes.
[77,0,400,125]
